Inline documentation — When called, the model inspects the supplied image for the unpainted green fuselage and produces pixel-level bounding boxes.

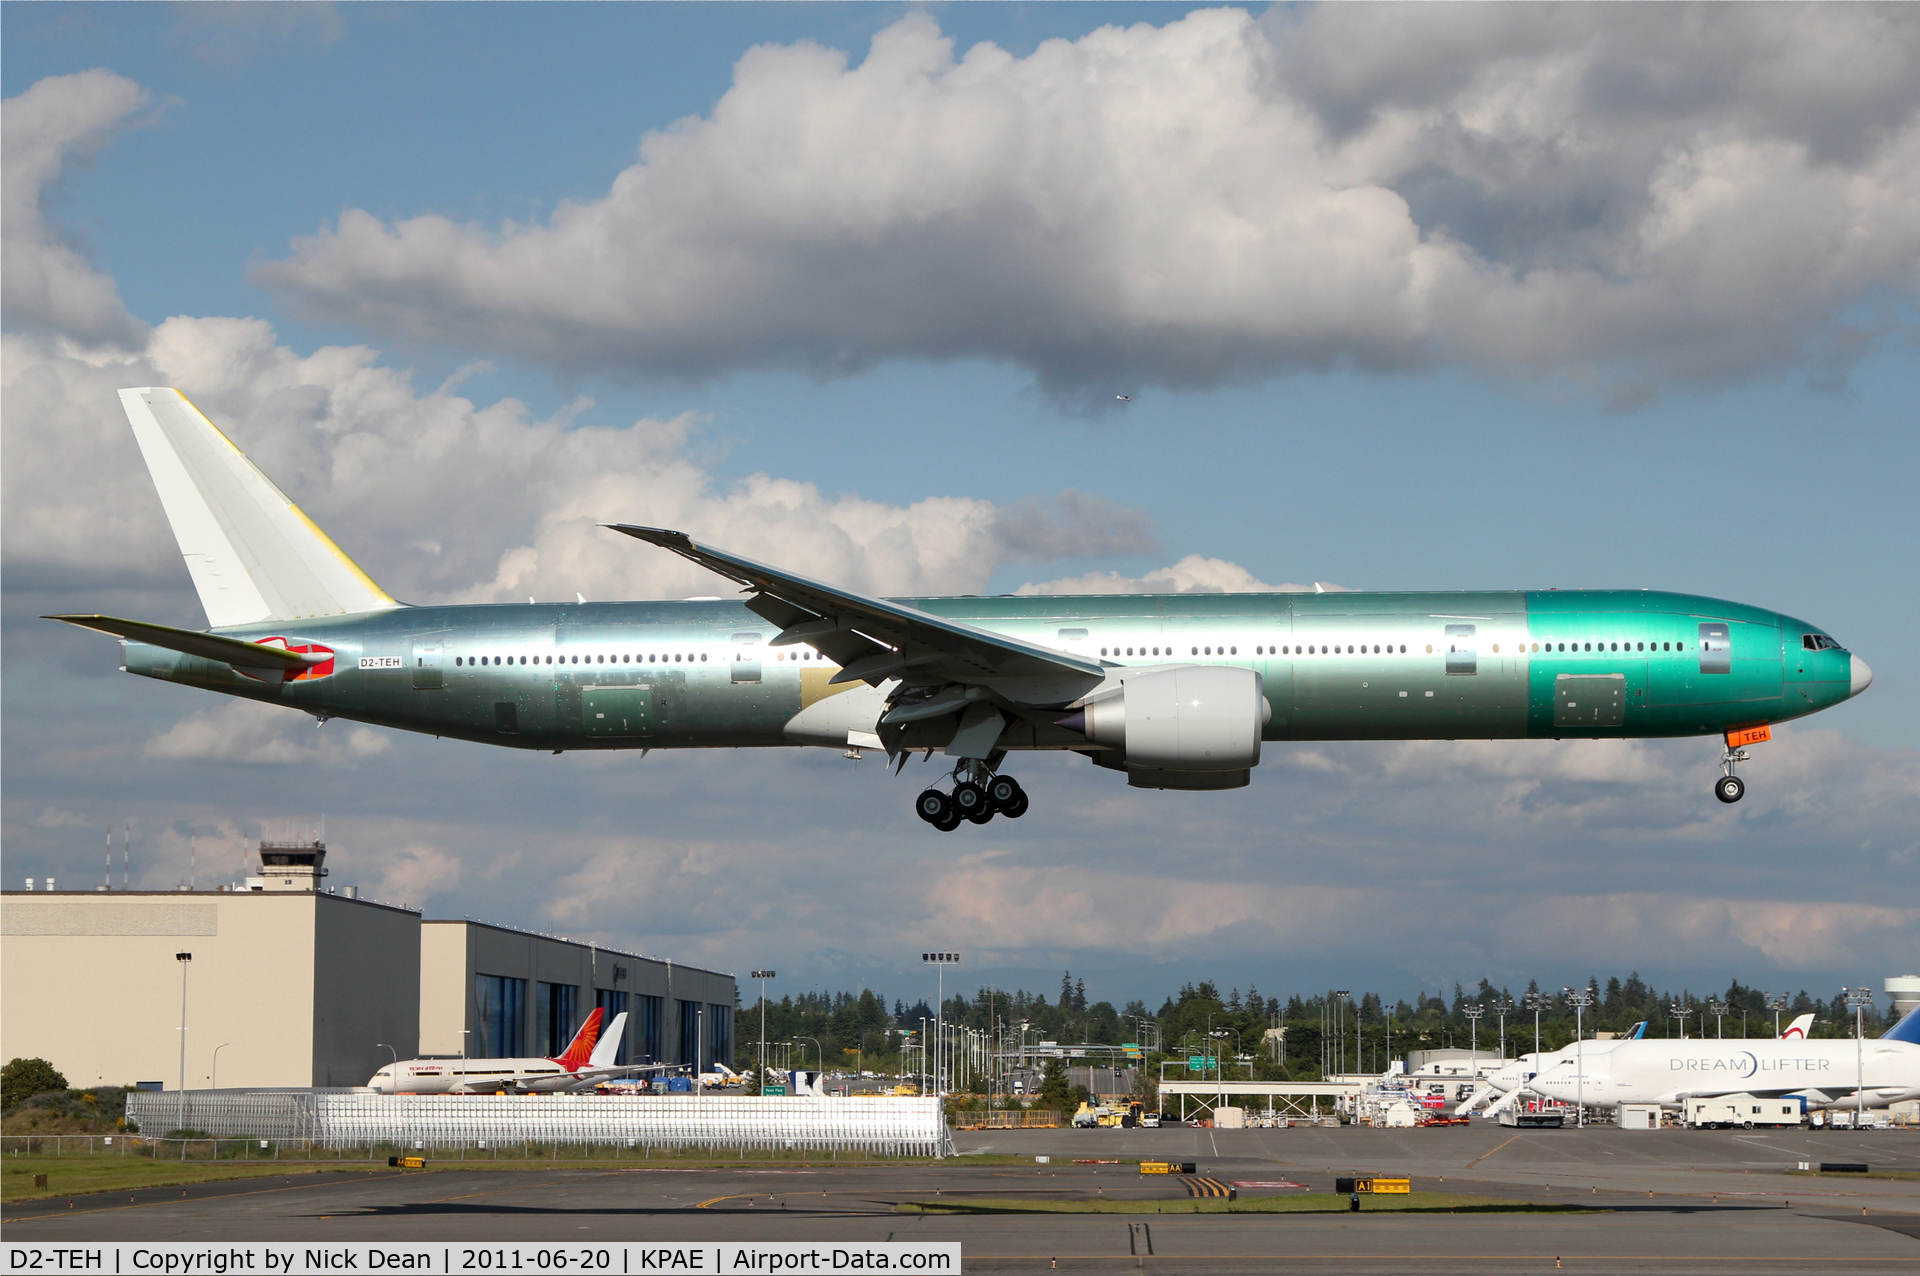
[122,590,1856,750]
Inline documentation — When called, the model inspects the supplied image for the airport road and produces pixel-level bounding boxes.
[4,1127,1916,1273]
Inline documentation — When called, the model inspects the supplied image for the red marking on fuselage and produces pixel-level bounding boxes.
[259,637,335,681]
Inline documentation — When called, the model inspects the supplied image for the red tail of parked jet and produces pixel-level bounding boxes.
[555,1007,605,1068]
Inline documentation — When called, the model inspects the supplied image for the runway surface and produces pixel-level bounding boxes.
[6,1125,1916,1273]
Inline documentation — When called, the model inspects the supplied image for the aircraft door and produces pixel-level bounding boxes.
[730,631,763,684]
[1445,624,1477,676]
[411,640,443,690]
[1698,623,1730,675]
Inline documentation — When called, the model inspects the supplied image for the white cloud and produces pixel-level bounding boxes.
[1017,554,1335,595]
[5,313,1150,613]
[1,69,149,348]
[254,8,1920,401]
[143,698,392,766]
[0,64,1107,614]
[366,843,464,911]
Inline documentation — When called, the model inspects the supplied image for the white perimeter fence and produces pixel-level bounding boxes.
[125,1091,952,1157]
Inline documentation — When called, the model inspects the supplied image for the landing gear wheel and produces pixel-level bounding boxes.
[1000,791,1030,819]
[952,781,989,822]
[915,789,954,825]
[987,775,1023,809]
[934,810,963,833]
[1715,775,1745,804]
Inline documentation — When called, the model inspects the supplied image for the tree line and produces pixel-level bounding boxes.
[735,971,1900,1080]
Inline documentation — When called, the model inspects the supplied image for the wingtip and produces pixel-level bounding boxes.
[604,523,694,547]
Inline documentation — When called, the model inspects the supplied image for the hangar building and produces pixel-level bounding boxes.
[1,842,735,1091]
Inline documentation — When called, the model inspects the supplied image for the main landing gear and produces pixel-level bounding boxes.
[915,764,1028,831]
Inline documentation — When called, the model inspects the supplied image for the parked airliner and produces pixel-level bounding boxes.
[1527,1007,1920,1113]
[368,1009,632,1094]
[1462,1016,1813,1115]
[51,389,1872,829]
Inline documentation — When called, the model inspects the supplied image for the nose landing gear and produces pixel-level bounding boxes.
[1715,726,1770,803]
[915,764,1027,831]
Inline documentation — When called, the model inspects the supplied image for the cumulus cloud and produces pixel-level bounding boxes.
[3,315,1155,613]
[254,8,1920,402]
[144,698,391,765]
[366,843,464,911]
[1017,554,1335,595]
[1,69,150,348]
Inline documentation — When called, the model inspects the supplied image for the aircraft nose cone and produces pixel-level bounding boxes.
[1850,654,1873,698]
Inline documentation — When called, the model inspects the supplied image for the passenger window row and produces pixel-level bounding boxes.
[456,652,710,667]
[1536,641,1680,653]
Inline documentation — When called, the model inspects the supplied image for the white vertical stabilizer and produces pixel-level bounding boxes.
[119,388,399,627]
[589,1013,628,1069]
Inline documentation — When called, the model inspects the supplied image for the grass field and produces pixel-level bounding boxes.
[896,1192,1599,1216]
[2,1150,975,1204]
[1,1157,399,1203]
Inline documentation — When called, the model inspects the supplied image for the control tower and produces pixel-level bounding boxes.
[253,840,328,892]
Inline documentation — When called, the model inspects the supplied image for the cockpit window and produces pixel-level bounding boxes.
[1802,634,1840,651]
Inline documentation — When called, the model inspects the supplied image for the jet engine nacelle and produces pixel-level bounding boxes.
[1063,666,1268,786]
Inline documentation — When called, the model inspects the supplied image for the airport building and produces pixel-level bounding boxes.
[1,842,734,1091]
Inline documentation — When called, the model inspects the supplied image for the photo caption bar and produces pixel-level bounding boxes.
[3,1245,960,1275]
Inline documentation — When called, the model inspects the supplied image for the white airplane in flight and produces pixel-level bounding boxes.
[368,1009,634,1094]
[1527,1008,1920,1114]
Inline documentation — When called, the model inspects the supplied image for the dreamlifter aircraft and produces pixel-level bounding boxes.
[1528,1007,1920,1114]
[52,389,1873,830]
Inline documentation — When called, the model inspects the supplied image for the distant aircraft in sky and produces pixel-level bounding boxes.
[51,389,1872,830]
[368,1009,633,1094]
[1114,395,1132,401]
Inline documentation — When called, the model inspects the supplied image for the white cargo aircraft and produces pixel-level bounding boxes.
[1462,1016,1812,1115]
[1458,1020,1649,1115]
[368,1009,633,1094]
[1527,1008,1920,1113]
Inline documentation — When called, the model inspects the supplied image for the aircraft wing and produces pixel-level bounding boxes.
[44,614,327,680]
[604,525,1106,707]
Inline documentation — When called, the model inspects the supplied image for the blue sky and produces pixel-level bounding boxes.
[5,2,1917,1012]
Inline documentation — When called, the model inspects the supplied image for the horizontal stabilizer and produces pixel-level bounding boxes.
[119,387,399,627]
[44,614,326,681]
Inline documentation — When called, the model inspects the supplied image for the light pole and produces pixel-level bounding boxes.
[794,1035,822,1080]
[1841,986,1873,1128]
[1491,999,1514,1061]
[1464,1003,1484,1080]
[922,952,959,1096]
[1525,992,1547,1058]
[1669,1000,1689,1040]
[175,952,192,1133]
[1563,988,1593,1128]
[1708,999,1727,1040]
[751,970,776,1094]
[211,1042,232,1092]
[1332,990,1349,1076]
[1767,993,1790,1038]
